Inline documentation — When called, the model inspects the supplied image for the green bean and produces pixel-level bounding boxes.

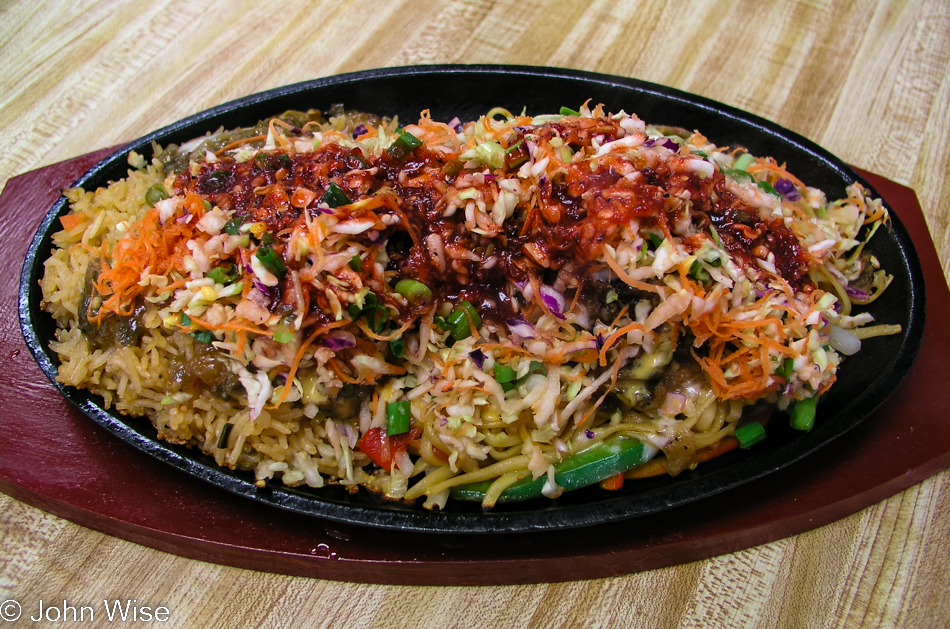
[450,437,657,503]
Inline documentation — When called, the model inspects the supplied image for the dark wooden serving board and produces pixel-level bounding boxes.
[2,149,948,585]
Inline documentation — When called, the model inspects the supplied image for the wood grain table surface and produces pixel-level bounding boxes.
[2,1,948,627]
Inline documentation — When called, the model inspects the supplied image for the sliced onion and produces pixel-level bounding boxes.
[828,325,861,356]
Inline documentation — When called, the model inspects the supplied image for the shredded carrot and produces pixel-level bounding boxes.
[626,436,740,479]
[270,319,351,407]
[602,252,661,294]
[214,135,267,156]
[236,329,247,354]
[184,315,276,337]
[59,213,86,231]
[355,319,414,342]
[598,321,645,367]
[599,473,625,491]
[747,161,807,192]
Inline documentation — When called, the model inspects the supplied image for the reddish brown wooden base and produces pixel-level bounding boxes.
[2,150,948,585]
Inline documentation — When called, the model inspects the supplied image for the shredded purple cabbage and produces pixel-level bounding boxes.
[845,286,870,300]
[539,285,566,318]
[506,316,536,339]
[775,178,801,202]
[322,331,357,350]
[352,124,367,139]
[469,349,487,370]
[659,138,679,151]
[252,280,272,297]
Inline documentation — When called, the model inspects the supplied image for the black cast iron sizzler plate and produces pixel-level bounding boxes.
[18,65,925,534]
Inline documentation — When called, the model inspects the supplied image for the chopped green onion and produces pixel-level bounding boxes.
[180,313,192,326]
[524,360,547,379]
[394,279,433,306]
[386,400,411,436]
[278,153,292,168]
[733,153,755,171]
[505,139,524,153]
[349,254,362,271]
[442,158,464,177]
[387,131,423,161]
[789,395,818,431]
[506,151,529,170]
[223,216,243,235]
[689,259,711,284]
[349,293,389,333]
[709,224,722,248]
[735,423,766,449]
[559,106,581,116]
[216,422,234,449]
[464,141,505,169]
[776,357,795,379]
[494,361,546,393]
[255,246,286,276]
[320,182,350,208]
[206,265,235,285]
[145,183,169,207]
[193,330,214,344]
[444,300,481,340]
[273,329,295,344]
[494,364,517,388]
[646,233,663,249]
[389,337,405,358]
[758,181,781,197]
[260,231,276,246]
[723,167,754,183]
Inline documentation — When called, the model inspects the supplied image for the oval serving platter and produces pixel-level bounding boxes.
[19,65,925,534]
